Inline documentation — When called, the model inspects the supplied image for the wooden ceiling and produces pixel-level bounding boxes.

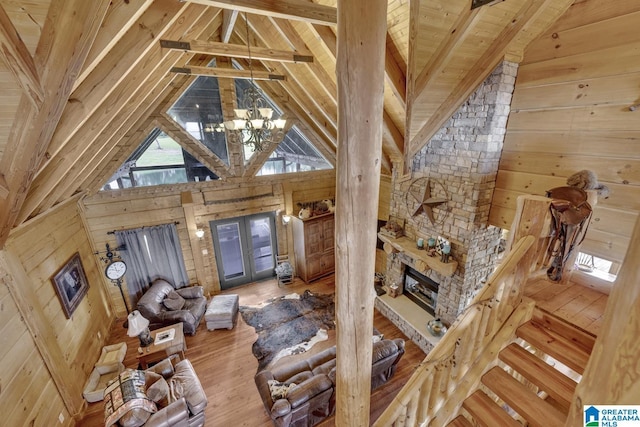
[0,0,573,247]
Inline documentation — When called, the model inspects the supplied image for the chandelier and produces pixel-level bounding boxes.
[217,14,286,152]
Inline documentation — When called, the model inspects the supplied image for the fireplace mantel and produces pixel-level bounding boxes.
[378,233,458,277]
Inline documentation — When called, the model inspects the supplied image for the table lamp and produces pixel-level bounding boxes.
[127,310,153,347]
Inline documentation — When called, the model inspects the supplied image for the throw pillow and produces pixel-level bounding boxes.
[147,377,170,408]
[163,291,185,311]
[267,379,297,401]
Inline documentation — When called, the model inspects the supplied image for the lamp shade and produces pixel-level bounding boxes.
[127,310,150,337]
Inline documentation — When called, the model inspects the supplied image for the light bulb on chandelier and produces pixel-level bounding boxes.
[218,14,286,152]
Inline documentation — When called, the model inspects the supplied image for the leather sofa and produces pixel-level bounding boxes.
[254,338,405,427]
[106,355,207,427]
[136,279,207,335]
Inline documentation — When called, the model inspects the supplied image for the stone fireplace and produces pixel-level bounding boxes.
[376,61,518,353]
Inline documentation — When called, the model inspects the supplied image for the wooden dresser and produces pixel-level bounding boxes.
[292,212,335,283]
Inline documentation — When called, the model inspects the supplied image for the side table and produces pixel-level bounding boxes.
[136,323,186,369]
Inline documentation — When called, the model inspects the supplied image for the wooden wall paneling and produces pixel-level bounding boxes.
[378,174,392,221]
[512,72,640,111]
[517,39,640,88]
[181,190,209,293]
[503,130,640,159]
[499,151,640,185]
[578,228,630,263]
[544,0,640,34]
[507,105,640,133]
[524,9,640,64]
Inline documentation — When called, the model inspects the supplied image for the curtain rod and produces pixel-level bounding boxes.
[106,221,180,235]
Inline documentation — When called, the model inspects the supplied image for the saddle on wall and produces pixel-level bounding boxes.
[545,186,593,282]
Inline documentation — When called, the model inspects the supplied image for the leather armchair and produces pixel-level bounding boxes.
[136,279,207,335]
[255,338,405,427]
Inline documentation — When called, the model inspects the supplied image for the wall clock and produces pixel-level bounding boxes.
[105,260,127,280]
[405,177,449,225]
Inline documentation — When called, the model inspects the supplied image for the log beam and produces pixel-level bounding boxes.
[0,0,110,248]
[220,9,238,43]
[183,0,337,26]
[0,4,44,107]
[170,65,286,81]
[160,39,314,63]
[335,1,387,426]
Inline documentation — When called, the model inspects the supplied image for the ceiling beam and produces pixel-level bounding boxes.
[20,7,220,221]
[170,65,286,81]
[412,6,482,100]
[160,39,314,63]
[216,56,244,177]
[243,121,295,177]
[0,4,44,107]
[39,0,196,170]
[0,174,8,200]
[384,33,406,107]
[75,0,155,89]
[409,0,555,158]
[181,0,337,26]
[155,113,234,179]
[221,9,238,43]
[0,0,110,246]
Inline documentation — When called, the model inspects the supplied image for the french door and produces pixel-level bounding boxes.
[210,212,277,289]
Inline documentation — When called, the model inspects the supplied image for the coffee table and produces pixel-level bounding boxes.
[136,323,186,369]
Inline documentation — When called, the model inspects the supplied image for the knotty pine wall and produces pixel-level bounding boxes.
[82,170,337,318]
[0,196,113,425]
[490,0,640,290]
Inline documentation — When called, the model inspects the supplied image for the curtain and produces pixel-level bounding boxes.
[116,223,189,305]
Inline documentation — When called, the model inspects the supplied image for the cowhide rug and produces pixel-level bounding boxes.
[239,290,335,371]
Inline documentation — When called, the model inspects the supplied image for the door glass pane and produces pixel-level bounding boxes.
[216,223,245,279]
[249,217,274,273]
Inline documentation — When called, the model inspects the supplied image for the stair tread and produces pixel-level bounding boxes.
[482,367,566,427]
[499,342,577,410]
[462,390,521,427]
[447,415,474,427]
[517,320,591,374]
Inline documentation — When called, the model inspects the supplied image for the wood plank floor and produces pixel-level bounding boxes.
[524,276,608,336]
[78,275,427,426]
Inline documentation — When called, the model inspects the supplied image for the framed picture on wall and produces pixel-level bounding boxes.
[52,253,90,319]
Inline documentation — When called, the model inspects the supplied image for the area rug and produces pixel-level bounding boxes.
[240,290,335,371]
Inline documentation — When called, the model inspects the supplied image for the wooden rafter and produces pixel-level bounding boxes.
[75,0,155,89]
[184,0,337,26]
[270,17,337,103]
[408,0,558,158]
[0,0,110,248]
[403,0,420,173]
[170,65,286,81]
[412,6,482,99]
[0,174,8,200]
[221,9,238,43]
[39,0,195,169]
[385,33,406,107]
[0,4,44,107]
[160,39,314,63]
[20,7,221,221]
[155,113,234,179]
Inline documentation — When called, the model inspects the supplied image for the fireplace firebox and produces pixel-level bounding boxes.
[403,266,439,316]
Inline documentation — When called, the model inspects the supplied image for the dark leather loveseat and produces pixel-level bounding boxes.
[136,279,207,335]
[254,338,405,427]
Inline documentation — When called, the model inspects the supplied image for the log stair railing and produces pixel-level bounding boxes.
[373,195,599,427]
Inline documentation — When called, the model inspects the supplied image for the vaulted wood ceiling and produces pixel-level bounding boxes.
[0,0,573,247]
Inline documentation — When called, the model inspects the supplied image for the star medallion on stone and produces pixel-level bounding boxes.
[409,178,447,225]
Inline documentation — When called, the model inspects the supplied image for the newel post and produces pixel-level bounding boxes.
[335,1,388,425]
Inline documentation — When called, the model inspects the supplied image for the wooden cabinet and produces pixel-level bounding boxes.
[292,213,335,282]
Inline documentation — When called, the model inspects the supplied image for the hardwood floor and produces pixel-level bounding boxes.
[524,276,608,336]
[78,275,427,426]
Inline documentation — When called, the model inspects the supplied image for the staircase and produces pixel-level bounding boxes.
[450,309,596,427]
